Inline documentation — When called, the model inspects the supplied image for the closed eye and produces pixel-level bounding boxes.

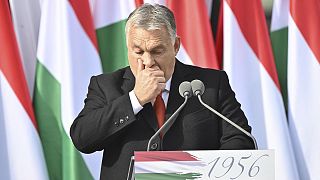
[152,50,162,55]
[151,48,165,55]
[135,50,143,55]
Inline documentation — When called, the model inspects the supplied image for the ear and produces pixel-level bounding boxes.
[174,36,181,55]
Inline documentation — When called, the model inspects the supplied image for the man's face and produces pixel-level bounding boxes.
[127,27,180,81]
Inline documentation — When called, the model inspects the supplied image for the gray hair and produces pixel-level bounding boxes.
[125,3,177,42]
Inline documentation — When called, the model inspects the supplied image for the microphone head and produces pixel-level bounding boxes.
[191,79,205,96]
[179,81,192,98]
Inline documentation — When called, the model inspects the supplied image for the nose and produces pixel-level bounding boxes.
[142,53,155,68]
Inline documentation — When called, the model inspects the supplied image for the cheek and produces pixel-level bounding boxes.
[161,57,175,77]
[156,49,176,73]
[128,58,137,75]
[167,59,175,72]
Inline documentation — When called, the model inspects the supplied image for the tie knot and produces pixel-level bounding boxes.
[155,94,164,104]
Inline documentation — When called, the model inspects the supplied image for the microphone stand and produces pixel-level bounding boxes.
[147,95,189,151]
[128,95,188,179]
[126,156,134,180]
[127,82,192,179]
[197,94,258,150]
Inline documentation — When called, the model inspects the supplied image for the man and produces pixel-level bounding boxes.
[70,3,254,179]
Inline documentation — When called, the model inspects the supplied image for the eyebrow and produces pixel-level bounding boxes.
[133,44,166,51]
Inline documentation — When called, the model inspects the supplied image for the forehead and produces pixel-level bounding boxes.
[128,27,171,47]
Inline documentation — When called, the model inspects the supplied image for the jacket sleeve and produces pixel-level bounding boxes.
[217,71,255,149]
[70,76,137,153]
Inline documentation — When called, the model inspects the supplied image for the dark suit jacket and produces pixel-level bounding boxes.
[70,60,254,180]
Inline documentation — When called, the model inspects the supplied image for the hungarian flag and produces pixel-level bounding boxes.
[134,151,204,179]
[270,0,289,111]
[34,0,102,179]
[8,0,41,96]
[217,0,299,179]
[92,0,136,73]
[0,1,48,179]
[167,0,219,69]
[288,0,320,179]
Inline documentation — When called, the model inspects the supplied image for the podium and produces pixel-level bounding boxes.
[129,150,274,180]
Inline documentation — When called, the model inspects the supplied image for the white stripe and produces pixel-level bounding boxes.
[270,0,289,31]
[9,0,41,96]
[205,0,213,16]
[37,0,103,178]
[143,0,166,5]
[145,0,213,16]
[176,44,194,65]
[0,72,48,180]
[223,1,299,179]
[90,0,136,29]
[37,0,102,83]
[288,15,320,180]
[135,161,205,174]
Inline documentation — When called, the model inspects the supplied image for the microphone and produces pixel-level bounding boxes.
[147,81,192,151]
[190,79,258,149]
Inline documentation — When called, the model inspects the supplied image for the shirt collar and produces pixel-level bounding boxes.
[165,77,172,92]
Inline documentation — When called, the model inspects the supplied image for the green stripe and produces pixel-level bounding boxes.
[135,173,202,180]
[96,20,129,73]
[33,61,93,180]
[271,27,288,113]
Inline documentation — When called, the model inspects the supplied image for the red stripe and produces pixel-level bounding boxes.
[167,0,219,69]
[226,0,280,89]
[0,1,37,128]
[290,0,320,64]
[69,0,98,50]
[135,0,144,7]
[215,1,224,69]
[135,151,199,162]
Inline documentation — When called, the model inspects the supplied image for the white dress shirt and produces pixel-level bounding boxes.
[129,78,172,115]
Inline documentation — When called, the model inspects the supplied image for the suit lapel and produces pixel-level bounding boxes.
[140,103,158,131]
[166,60,192,121]
[121,67,135,93]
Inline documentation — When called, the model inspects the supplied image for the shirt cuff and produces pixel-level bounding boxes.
[129,90,143,115]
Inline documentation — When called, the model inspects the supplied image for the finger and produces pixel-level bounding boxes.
[149,65,160,71]
[156,76,166,83]
[149,69,165,77]
[137,59,144,73]
[158,82,166,91]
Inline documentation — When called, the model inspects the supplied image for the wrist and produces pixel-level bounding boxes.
[133,89,147,106]
[129,90,143,114]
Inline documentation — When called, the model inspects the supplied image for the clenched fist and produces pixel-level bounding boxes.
[134,59,166,105]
